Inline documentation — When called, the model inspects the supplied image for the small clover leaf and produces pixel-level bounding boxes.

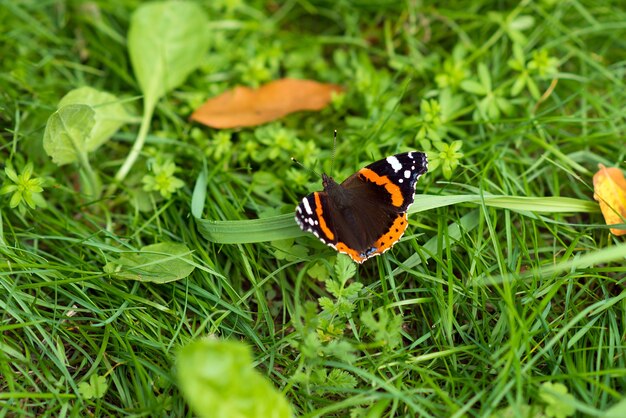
[540,382,576,418]
[272,239,309,262]
[307,261,330,281]
[78,374,108,400]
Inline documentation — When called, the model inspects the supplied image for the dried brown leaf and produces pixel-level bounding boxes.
[190,78,343,129]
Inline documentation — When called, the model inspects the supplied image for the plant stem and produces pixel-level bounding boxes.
[111,100,155,193]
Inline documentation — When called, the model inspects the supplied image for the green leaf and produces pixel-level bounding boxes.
[323,339,356,363]
[58,87,129,152]
[315,369,357,393]
[196,213,303,244]
[191,166,208,219]
[113,1,211,187]
[460,80,487,95]
[128,1,210,108]
[604,398,626,418]
[104,242,195,283]
[43,104,96,166]
[361,309,403,349]
[511,43,525,64]
[307,261,330,281]
[363,400,393,418]
[299,332,323,360]
[78,374,108,400]
[43,87,129,166]
[490,404,544,418]
[511,75,527,97]
[496,96,514,115]
[335,298,357,317]
[271,239,309,262]
[177,338,294,418]
[527,78,540,100]
[477,63,492,91]
[334,255,356,284]
[510,15,535,31]
[342,282,363,299]
[318,296,335,314]
[540,382,576,418]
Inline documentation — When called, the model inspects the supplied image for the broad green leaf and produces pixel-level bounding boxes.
[177,338,293,418]
[58,86,129,154]
[114,1,211,186]
[104,242,195,283]
[128,1,210,108]
[604,398,626,418]
[43,104,96,165]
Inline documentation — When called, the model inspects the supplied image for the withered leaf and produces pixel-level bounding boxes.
[593,164,626,236]
[190,78,343,129]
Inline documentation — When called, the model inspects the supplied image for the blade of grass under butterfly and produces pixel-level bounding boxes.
[194,194,597,244]
[411,194,599,213]
[195,214,302,244]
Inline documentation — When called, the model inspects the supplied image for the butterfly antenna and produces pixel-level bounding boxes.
[330,129,337,176]
[291,157,320,178]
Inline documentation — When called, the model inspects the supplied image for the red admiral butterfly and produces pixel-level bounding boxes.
[295,151,428,263]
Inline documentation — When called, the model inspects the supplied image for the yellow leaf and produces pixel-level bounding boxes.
[593,164,626,236]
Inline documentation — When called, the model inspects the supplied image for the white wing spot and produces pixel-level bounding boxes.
[302,197,313,215]
[404,169,411,179]
[386,156,402,172]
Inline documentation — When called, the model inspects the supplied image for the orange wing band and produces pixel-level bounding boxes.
[335,243,366,263]
[359,168,404,207]
[314,192,335,241]
[372,214,408,254]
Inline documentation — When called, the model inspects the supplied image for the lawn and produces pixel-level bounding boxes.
[1,0,625,417]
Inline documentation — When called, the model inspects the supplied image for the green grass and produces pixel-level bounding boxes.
[1,0,626,417]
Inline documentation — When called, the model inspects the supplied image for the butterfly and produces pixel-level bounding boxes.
[295,152,427,263]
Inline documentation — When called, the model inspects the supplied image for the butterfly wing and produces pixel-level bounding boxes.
[348,151,428,213]
[295,190,338,248]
